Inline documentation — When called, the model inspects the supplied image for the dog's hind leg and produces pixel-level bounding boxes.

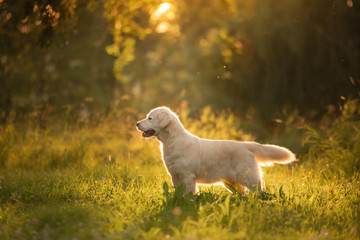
[234,155,264,193]
[244,166,264,193]
[223,179,247,194]
[223,180,237,193]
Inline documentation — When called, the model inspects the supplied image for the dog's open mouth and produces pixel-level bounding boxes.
[142,129,156,138]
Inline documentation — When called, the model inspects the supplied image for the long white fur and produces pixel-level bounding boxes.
[137,107,296,194]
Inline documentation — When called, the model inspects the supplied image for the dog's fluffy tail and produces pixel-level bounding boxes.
[246,142,296,166]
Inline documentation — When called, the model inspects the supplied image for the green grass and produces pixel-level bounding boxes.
[1,165,359,239]
[0,102,359,239]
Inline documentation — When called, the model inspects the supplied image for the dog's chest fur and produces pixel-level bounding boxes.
[161,143,180,170]
[160,136,197,174]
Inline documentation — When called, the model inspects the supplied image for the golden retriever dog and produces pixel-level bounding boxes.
[136,107,296,194]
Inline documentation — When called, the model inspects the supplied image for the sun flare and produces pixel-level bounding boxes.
[156,21,170,33]
[152,2,178,34]
[152,2,175,21]
[154,2,172,17]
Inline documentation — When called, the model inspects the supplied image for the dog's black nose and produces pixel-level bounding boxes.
[136,122,140,127]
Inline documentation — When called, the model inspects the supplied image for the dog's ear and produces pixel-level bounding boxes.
[159,111,171,128]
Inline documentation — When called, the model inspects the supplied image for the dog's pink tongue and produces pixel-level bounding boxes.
[142,132,145,137]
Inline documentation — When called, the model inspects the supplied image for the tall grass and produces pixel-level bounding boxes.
[0,106,160,169]
[0,101,359,239]
[302,99,360,178]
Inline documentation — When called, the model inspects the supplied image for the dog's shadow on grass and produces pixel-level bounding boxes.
[141,182,279,235]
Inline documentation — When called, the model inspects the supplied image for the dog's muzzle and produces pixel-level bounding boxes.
[142,129,156,138]
[136,122,156,138]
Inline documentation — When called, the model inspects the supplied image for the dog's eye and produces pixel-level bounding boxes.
[148,117,152,120]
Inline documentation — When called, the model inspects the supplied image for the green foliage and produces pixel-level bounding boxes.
[0,1,115,122]
[122,0,360,118]
[0,105,359,239]
[1,1,360,238]
[0,164,358,239]
[0,105,255,169]
[0,0,77,49]
[181,105,254,141]
[103,0,158,83]
[0,106,160,169]
[302,99,360,177]
[2,0,359,121]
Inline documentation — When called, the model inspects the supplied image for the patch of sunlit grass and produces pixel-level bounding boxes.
[1,164,358,239]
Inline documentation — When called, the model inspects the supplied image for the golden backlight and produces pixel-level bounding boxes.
[152,2,178,34]
[154,2,172,18]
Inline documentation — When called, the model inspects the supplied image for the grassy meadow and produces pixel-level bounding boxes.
[0,102,359,240]
[1,1,359,239]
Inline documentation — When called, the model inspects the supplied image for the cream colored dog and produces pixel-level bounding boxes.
[136,107,296,194]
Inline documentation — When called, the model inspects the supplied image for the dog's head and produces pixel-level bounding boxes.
[136,107,173,138]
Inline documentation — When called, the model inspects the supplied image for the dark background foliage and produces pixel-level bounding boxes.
[1,0,359,122]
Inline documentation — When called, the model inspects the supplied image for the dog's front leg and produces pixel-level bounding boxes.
[183,173,196,194]
[171,174,182,188]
